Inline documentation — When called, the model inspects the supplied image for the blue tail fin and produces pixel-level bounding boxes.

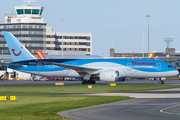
[3,31,36,62]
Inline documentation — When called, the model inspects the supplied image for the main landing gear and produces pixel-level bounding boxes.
[82,80,96,84]
[159,80,164,84]
[153,78,165,84]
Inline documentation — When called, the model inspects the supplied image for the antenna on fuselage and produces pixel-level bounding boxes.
[23,0,36,5]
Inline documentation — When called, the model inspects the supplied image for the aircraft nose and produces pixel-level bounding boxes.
[175,70,179,76]
[173,70,179,76]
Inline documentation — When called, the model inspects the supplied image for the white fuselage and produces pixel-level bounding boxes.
[16,62,178,78]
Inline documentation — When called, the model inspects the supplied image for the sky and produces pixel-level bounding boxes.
[0,0,180,57]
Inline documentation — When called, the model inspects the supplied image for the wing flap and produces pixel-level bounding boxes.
[0,62,26,67]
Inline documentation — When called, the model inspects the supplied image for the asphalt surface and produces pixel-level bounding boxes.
[1,79,180,120]
[58,98,180,120]
[55,79,180,120]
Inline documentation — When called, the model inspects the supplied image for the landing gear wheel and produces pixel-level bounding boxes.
[92,80,96,84]
[82,80,96,84]
[87,80,92,84]
[82,80,87,84]
[159,80,164,84]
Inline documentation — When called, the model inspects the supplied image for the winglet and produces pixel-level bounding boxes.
[36,50,46,59]
[2,31,36,62]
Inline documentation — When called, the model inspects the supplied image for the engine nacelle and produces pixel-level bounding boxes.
[99,70,119,82]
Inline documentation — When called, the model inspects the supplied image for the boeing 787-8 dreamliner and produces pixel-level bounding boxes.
[1,31,179,84]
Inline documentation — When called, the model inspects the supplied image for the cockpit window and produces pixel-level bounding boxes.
[168,65,174,68]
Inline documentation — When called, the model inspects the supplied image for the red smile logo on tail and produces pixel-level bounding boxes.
[11,47,23,56]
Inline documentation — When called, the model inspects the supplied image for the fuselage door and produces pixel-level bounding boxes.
[72,62,77,66]
[37,62,42,70]
[127,63,132,70]
[127,63,134,77]
[156,63,161,71]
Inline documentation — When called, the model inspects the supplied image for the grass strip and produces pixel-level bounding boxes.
[0,94,132,120]
[0,84,180,93]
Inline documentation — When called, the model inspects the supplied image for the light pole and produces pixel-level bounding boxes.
[146,14,150,58]
[60,19,65,58]
[141,32,145,57]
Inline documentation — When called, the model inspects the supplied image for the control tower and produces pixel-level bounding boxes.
[0,2,46,55]
[0,2,92,57]
[5,2,45,23]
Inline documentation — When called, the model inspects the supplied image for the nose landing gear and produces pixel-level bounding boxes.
[159,80,164,84]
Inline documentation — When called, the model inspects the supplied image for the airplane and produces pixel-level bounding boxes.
[149,51,155,57]
[149,51,166,58]
[36,50,46,59]
[1,31,179,84]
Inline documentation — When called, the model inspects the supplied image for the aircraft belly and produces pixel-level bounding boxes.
[148,72,164,78]
[126,70,170,78]
[147,71,177,78]
[126,69,148,78]
[20,70,80,77]
[133,71,148,78]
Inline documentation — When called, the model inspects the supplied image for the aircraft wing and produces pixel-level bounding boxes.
[36,60,100,74]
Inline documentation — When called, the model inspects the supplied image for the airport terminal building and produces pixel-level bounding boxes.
[0,3,92,56]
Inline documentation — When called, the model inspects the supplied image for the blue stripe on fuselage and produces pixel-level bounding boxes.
[6,59,176,72]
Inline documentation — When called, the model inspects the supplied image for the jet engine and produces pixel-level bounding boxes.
[99,70,120,82]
